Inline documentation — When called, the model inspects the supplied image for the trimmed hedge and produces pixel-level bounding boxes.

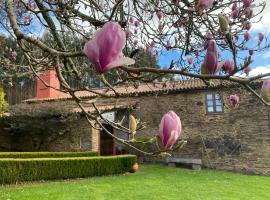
[0,155,137,184]
[0,151,98,159]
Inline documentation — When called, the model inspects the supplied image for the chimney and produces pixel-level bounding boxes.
[36,69,60,99]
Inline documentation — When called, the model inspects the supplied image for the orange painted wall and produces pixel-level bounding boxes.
[36,69,60,99]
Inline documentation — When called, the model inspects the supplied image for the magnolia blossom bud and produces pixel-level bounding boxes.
[244,32,251,41]
[243,21,252,30]
[152,53,158,61]
[232,3,237,11]
[203,40,219,74]
[11,51,17,60]
[125,29,132,38]
[218,14,230,34]
[261,78,270,103]
[158,111,182,150]
[187,57,193,65]
[129,17,134,24]
[244,66,251,76]
[83,22,135,74]
[230,95,240,108]
[244,7,253,18]
[231,8,239,19]
[194,50,200,57]
[248,50,254,56]
[129,115,137,135]
[197,0,214,10]
[145,46,151,54]
[242,0,252,8]
[156,11,163,20]
[133,40,138,46]
[223,60,235,75]
[258,32,264,42]
[134,21,140,27]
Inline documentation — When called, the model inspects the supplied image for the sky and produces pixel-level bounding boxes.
[158,0,270,77]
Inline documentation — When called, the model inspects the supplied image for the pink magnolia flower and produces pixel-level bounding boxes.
[152,52,158,61]
[145,46,151,54]
[230,95,240,107]
[187,57,193,65]
[243,21,252,30]
[248,50,254,56]
[197,0,214,10]
[244,7,253,18]
[11,51,17,60]
[258,32,264,42]
[244,66,251,76]
[129,17,134,24]
[231,8,239,19]
[158,111,182,150]
[242,0,252,8]
[133,39,138,46]
[203,40,219,74]
[194,50,200,57]
[244,32,251,41]
[232,3,238,11]
[261,78,270,103]
[134,21,140,27]
[223,60,235,75]
[156,11,163,20]
[125,29,132,38]
[83,22,135,74]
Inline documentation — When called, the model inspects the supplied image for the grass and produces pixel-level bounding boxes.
[0,164,269,200]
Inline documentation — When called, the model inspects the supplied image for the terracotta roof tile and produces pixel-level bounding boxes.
[23,79,233,103]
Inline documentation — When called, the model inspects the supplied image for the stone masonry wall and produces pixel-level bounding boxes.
[0,115,95,152]
[128,88,270,175]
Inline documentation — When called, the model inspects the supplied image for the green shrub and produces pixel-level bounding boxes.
[0,151,98,159]
[0,155,137,184]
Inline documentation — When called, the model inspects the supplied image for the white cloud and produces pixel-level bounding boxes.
[251,0,270,33]
[249,65,270,77]
[234,65,270,78]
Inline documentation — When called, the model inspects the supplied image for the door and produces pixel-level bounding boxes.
[99,123,115,156]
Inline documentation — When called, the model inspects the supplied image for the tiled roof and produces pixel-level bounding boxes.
[72,101,137,113]
[24,79,233,103]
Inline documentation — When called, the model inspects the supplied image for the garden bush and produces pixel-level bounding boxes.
[0,155,136,184]
[0,151,98,158]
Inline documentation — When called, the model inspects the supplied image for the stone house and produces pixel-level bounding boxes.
[1,70,270,175]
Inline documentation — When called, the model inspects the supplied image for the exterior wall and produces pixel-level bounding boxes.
[129,88,270,175]
[1,86,269,175]
[0,116,96,152]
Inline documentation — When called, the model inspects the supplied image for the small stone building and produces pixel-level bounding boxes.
[1,70,270,175]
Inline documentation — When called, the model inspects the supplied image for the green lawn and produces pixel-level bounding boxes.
[0,164,269,200]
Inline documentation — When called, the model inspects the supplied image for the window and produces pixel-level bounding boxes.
[206,93,223,113]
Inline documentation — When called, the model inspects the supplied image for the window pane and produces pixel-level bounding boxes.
[216,105,222,112]
[207,100,213,106]
[207,106,214,112]
[215,94,221,100]
[207,94,213,100]
[216,100,222,106]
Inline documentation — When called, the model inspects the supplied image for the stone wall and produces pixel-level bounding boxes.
[128,88,270,175]
[1,85,269,175]
[0,115,96,152]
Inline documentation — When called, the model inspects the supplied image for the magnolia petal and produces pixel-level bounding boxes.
[105,57,135,70]
[83,40,100,66]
